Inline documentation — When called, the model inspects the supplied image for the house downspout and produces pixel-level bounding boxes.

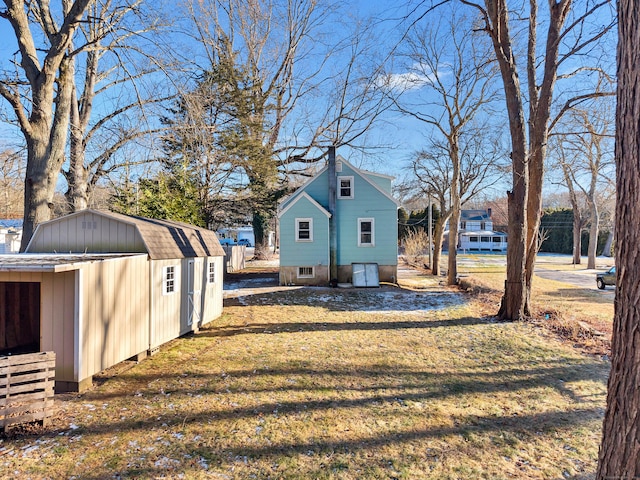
[328,146,338,285]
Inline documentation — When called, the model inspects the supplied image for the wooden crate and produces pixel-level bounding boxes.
[0,351,56,432]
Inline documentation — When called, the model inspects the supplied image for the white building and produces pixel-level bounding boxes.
[0,220,23,254]
[445,209,507,253]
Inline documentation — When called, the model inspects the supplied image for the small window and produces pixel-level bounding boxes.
[298,266,314,278]
[481,236,490,242]
[358,218,374,246]
[493,236,502,242]
[469,236,479,243]
[163,265,177,295]
[208,261,216,283]
[296,218,313,242]
[338,176,354,199]
[460,221,466,229]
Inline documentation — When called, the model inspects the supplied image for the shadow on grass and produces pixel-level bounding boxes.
[69,406,604,480]
[200,315,490,337]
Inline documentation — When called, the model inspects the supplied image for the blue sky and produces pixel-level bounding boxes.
[0,0,617,202]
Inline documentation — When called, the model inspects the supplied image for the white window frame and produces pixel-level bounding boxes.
[163,265,178,295]
[208,260,216,283]
[337,176,354,199]
[295,218,313,242]
[297,266,315,278]
[358,218,375,247]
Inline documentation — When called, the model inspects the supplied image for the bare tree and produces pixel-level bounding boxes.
[388,7,501,284]
[175,0,392,256]
[411,130,506,276]
[549,103,615,268]
[596,1,640,475]
[1,0,96,249]
[461,0,616,319]
[63,0,172,212]
[0,148,25,219]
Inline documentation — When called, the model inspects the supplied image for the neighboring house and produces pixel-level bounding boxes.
[445,209,507,252]
[0,209,225,392]
[0,219,22,254]
[278,150,399,286]
[218,225,273,247]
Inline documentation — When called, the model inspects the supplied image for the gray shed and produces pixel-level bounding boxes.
[0,209,225,392]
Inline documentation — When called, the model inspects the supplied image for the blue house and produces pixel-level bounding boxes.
[278,149,399,286]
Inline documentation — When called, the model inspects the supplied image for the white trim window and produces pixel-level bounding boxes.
[297,266,314,278]
[163,265,178,295]
[338,176,354,199]
[358,218,375,247]
[208,260,216,283]
[295,218,313,242]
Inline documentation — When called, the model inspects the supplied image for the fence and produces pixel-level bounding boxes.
[0,351,56,432]
[224,245,246,273]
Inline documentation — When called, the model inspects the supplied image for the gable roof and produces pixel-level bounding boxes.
[461,210,491,222]
[280,156,400,210]
[28,209,225,260]
[278,191,332,218]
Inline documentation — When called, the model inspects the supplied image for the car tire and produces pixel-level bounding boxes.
[597,278,605,290]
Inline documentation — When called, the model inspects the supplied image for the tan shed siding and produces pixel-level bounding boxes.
[150,259,183,349]
[201,256,224,325]
[28,211,146,254]
[0,270,76,384]
[79,256,150,382]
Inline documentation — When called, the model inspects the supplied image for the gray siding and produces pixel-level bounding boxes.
[28,211,145,254]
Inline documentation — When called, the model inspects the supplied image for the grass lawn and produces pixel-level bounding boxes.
[0,262,609,479]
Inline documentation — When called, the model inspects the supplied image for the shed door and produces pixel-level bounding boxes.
[0,282,41,354]
[187,260,201,327]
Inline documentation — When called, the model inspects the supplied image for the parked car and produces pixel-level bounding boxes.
[238,239,252,246]
[219,237,237,246]
[596,266,616,289]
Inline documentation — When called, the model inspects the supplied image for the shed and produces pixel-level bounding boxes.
[0,209,225,392]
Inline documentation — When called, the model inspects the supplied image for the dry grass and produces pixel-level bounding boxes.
[0,264,609,479]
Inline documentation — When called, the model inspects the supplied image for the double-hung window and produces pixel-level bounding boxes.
[338,176,354,199]
[358,218,374,247]
[296,218,313,242]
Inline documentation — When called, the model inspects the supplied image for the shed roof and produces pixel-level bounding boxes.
[29,209,225,260]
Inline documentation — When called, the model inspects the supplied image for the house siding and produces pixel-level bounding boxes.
[279,197,330,267]
[334,163,398,266]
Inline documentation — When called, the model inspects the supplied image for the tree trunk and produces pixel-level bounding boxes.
[252,210,272,259]
[602,224,614,257]
[596,1,640,475]
[572,216,582,265]
[484,0,528,320]
[431,220,446,277]
[20,56,76,250]
[67,84,89,212]
[587,201,598,270]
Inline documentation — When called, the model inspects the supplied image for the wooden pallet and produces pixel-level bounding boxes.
[0,352,56,432]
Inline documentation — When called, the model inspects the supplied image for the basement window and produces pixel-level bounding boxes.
[296,218,313,242]
[338,176,354,199]
[163,265,177,295]
[298,266,314,278]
